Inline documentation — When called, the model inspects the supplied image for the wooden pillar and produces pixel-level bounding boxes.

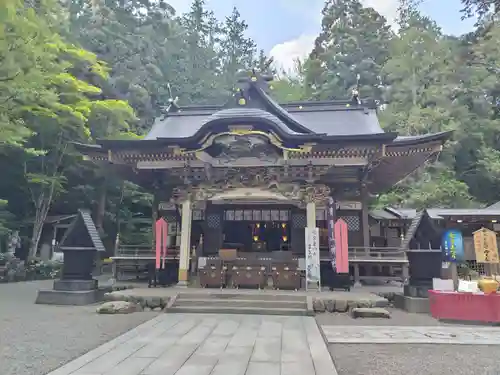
[354,263,360,285]
[402,263,409,282]
[152,192,158,250]
[361,183,370,252]
[177,198,192,286]
[306,201,316,229]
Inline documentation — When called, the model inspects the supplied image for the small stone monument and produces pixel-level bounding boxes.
[395,249,442,313]
[36,210,106,305]
[394,210,442,313]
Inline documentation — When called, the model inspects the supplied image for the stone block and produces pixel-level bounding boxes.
[394,293,430,314]
[377,291,396,302]
[404,284,431,298]
[96,301,143,314]
[36,289,102,305]
[53,279,97,291]
[356,299,373,308]
[324,299,335,312]
[351,307,391,319]
[334,299,348,312]
[146,296,164,309]
[312,298,325,313]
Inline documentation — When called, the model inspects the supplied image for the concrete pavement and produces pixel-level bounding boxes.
[46,314,338,375]
[322,325,500,344]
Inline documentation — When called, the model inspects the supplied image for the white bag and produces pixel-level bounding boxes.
[457,279,480,293]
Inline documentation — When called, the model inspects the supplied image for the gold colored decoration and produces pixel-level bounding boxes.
[477,277,499,294]
[183,130,311,155]
[473,228,499,263]
[302,184,331,204]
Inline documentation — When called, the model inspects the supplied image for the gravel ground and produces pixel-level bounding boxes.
[0,280,158,375]
[317,309,500,375]
[330,344,500,375]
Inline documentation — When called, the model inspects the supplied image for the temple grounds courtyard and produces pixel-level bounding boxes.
[1,280,500,375]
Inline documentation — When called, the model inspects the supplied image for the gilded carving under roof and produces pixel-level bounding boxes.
[181,130,312,155]
[171,177,331,206]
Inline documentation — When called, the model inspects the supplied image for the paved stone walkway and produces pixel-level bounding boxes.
[322,325,500,345]
[47,314,337,375]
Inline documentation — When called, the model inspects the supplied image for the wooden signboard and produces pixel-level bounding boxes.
[473,227,499,263]
[305,227,321,290]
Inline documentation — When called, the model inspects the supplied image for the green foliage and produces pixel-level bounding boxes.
[460,0,499,20]
[1,0,499,257]
[304,0,393,101]
[0,200,13,237]
[0,0,137,257]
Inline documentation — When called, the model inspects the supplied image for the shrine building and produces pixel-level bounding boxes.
[75,70,451,287]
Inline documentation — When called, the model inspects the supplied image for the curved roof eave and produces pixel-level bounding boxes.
[391,131,453,147]
[94,115,325,151]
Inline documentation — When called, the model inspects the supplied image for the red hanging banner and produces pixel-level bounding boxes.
[334,219,349,273]
[155,218,168,270]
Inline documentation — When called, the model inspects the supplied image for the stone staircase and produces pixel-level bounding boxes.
[166,292,310,316]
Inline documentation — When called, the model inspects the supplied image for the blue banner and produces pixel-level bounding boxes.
[442,229,464,262]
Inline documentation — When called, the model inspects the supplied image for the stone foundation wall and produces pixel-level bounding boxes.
[311,295,389,313]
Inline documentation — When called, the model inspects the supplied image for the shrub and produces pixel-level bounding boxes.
[0,255,62,282]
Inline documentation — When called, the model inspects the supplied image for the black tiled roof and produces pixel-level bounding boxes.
[144,76,386,140]
[145,107,303,140]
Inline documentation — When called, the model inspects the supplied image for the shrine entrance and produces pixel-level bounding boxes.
[221,206,292,253]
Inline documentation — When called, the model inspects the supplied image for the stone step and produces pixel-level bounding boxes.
[175,298,306,309]
[177,292,306,302]
[167,305,309,316]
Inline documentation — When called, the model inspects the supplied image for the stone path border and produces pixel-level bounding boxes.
[322,325,500,345]
[46,314,338,375]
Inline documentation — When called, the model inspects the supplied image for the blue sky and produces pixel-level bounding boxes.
[168,0,477,72]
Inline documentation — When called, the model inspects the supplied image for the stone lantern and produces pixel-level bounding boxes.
[36,210,106,305]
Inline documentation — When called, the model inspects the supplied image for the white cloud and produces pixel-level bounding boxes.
[269,0,399,75]
[361,0,399,26]
[270,34,316,75]
[165,0,192,15]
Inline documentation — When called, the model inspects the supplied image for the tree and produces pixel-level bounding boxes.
[461,0,499,20]
[373,2,479,207]
[304,0,393,101]
[0,0,136,258]
[176,0,227,104]
[219,7,257,90]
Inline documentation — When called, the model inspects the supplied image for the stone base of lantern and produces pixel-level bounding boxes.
[394,293,430,314]
[403,284,432,298]
[35,279,103,306]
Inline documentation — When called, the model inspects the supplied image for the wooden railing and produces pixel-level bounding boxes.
[348,247,407,261]
[113,245,407,262]
[114,245,178,259]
